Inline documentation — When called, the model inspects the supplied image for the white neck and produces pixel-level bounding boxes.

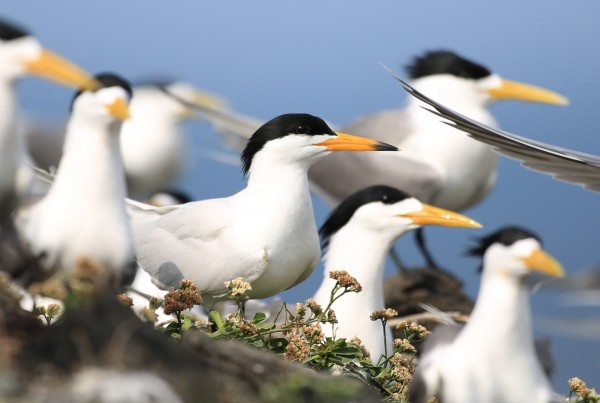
[314,224,395,360]
[45,115,127,208]
[461,268,534,352]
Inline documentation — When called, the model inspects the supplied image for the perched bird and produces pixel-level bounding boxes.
[26,81,227,199]
[398,77,600,192]
[0,18,99,217]
[188,50,567,268]
[127,113,397,309]
[408,226,564,403]
[313,185,481,360]
[7,74,135,288]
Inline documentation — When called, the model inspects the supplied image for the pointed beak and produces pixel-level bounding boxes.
[106,97,130,120]
[314,132,398,152]
[487,79,568,105]
[24,48,100,91]
[521,248,565,278]
[401,203,482,228]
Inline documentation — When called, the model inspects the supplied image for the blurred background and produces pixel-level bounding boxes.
[5,1,599,394]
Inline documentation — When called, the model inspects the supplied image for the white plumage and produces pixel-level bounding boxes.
[409,227,564,403]
[313,185,481,360]
[127,113,397,308]
[14,74,135,287]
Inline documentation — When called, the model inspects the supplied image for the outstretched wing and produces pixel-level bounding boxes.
[397,78,600,192]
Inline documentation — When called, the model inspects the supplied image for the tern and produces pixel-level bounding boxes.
[25,81,227,199]
[127,113,397,309]
[408,226,564,403]
[398,78,600,192]
[312,185,481,360]
[7,73,135,288]
[0,18,99,215]
[188,50,567,268]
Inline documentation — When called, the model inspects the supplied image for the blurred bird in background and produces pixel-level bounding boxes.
[3,73,135,289]
[0,17,99,218]
[409,226,564,403]
[25,80,228,200]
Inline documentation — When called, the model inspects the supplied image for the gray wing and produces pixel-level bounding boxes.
[309,149,443,207]
[309,107,445,207]
[398,78,600,192]
[340,108,415,146]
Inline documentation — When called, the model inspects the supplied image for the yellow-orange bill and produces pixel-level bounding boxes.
[106,97,130,120]
[488,79,568,105]
[521,248,565,278]
[24,49,100,91]
[401,203,482,228]
[314,132,398,152]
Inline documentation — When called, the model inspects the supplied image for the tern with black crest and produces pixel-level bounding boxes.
[128,113,397,309]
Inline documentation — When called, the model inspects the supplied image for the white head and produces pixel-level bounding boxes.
[70,73,132,130]
[406,50,568,108]
[240,113,397,177]
[320,185,482,253]
[467,226,564,279]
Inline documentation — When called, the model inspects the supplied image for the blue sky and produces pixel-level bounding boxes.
[5,1,600,393]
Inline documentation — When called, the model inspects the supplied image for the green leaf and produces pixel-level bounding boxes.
[251,312,267,323]
[209,310,224,329]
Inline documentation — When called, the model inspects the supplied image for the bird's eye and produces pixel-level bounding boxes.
[294,124,310,135]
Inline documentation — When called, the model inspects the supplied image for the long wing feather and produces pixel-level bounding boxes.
[393,76,600,192]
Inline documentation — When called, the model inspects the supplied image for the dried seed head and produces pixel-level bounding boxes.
[370,308,398,321]
[328,270,362,292]
[284,335,311,362]
[393,338,417,354]
[116,293,134,307]
[569,377,594,398]
[163,279,202,315]
[225,277,253,297]
[305,298,323,316]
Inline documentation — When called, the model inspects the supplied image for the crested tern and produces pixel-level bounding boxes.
[9,73,135,288]
[127,113,397,309]
[408,226,564,403]
[312,185,481,360]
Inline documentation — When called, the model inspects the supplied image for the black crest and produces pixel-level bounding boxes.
[240,113,335,176]
[0,19,29,41]
[70,72,133,111]
[406,50,491,80]
[320,185,411,252]
[466,225,541,272]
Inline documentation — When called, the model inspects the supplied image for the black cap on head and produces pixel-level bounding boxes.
[241,113,336,176]
[466,225,542,272]
[70,72,132,111]
[405,50,491,80]
[0,18,29,41]
[320,185,411,251]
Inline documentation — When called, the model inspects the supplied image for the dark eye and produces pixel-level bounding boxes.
[294,124,310,135]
